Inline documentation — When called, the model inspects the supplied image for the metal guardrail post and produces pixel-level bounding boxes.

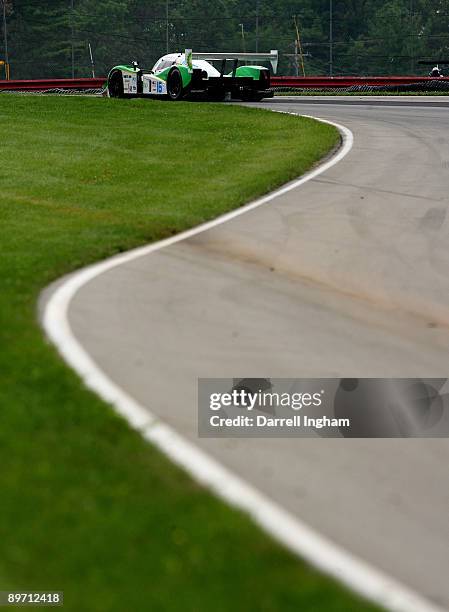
[2,0,9,79]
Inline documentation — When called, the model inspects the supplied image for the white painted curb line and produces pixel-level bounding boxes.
[42,113,443,612]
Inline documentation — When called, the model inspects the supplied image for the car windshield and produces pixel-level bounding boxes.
[156,59,174,71]
[153,56,219,76]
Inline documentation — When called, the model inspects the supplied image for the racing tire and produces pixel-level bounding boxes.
[108,70,125,98]
[167,67,185,101]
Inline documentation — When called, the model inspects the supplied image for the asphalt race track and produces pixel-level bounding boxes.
[60,98,449,609]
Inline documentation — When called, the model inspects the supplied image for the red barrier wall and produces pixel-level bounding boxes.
[0,78,106,91]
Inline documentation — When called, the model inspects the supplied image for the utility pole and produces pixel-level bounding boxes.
[294,15,306,77]
[2,0,9,79]
[410,0,415,74]
[166,0,169,54]
[255,0,259,53]
[239,23,246,52]
[70,0,75,78]
[329,0,333,77]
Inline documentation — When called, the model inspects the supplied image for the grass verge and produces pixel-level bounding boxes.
[0,95,378,611]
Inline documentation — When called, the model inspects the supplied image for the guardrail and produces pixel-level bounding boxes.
[0,78,106,91]
[2,75,449,92]
[271,75,449,88]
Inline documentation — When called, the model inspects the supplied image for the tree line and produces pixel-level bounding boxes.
[1,0,449,79]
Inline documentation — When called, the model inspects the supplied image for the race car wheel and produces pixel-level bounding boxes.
[167,67,184,101]
[108,70,124,98]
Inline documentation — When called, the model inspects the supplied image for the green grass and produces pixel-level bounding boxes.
[0,95,378,611]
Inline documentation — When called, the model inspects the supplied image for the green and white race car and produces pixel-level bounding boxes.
[107,49,278,101]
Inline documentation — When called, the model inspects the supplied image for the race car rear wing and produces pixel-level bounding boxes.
[186,49,279,74]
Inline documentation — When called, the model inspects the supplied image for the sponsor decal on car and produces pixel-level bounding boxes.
[151,80,166,95]
[142,75,167,96]
[123,72,137,94]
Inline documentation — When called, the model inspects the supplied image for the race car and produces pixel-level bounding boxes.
[107,49,278,101]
